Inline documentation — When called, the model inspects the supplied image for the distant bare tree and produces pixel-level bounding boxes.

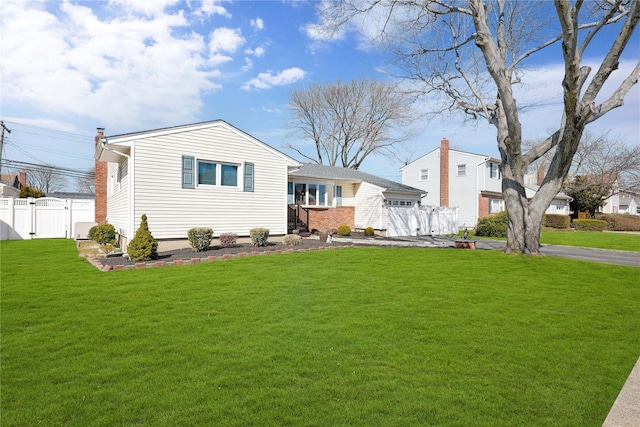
[285,78,416,169]
[27,165,66,195]
[525,131,640,194]
[76,167,96,194]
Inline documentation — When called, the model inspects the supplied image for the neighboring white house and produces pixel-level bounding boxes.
[95,120,300,246]
[0,171,26,198]
[401,138,571,228]
[601,190,640,215]
[287,163,427,236]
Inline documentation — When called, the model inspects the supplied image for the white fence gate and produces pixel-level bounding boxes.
[0,197,95,240]
[388,204,458,237]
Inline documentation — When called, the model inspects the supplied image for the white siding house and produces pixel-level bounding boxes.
[96,120,300,245]
[401,138,571,228]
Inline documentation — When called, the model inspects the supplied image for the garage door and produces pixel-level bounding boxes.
[387,200,417,237]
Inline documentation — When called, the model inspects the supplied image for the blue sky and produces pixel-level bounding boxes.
[1,0,638,190]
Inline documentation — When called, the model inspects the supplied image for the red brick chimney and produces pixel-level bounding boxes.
[18,170,26,188]
[537,164,545,186]
[440,137,449,206]
[95,128,107,224]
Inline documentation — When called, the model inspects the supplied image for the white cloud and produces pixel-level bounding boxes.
[251,17,264,30]
[209,27,245,54]
[242,58,254,71]
[242,67,306,90]
[108,0,180,16]
[0,2,223,128]
[245,47,265,57]
[196,0,231,18]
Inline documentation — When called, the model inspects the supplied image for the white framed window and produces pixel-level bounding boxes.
[389,199,414,207]
[457,164,466,177]
[197,160,239,187]
[289,182,329,206]
[420,169,429,181]
[490,162,501,179]
[489,198,505,214]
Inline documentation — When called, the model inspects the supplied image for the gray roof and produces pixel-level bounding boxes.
[290,163,424,195]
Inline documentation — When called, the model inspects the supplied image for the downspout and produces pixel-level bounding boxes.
[100,137,134,246]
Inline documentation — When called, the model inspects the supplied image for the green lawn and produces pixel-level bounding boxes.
[2,239,639,426]
[464,230,640,252]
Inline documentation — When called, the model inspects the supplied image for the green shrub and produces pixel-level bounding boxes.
[88,223,116,245]
[544,214,570,229]
[475,211,509,238]
[337,225,351,236]
[188,228,213,252]
[219,233,238,247]
[573,219,607,232]
[127,214,158,261]
[88,223,117,254]
[250,227,270,246]
[283,234,302,246]
[596,214,640,232]
[364,227,375,236]
[19,185,44,198]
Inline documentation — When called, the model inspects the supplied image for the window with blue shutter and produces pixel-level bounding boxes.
[243,162,254,192]
[182,156,195,189]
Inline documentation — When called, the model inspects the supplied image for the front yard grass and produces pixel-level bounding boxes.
[2,239,639,426]
[464,230,640,252]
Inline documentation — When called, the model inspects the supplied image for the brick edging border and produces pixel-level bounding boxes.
[86,244,354,272]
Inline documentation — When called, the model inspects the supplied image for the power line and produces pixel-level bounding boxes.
[1,159,93,180]
[3,121,93,144]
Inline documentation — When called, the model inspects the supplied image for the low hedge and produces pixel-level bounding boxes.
[573,219,607,232]
[544,214,570,229]
[475,211,508,238]
[596,214,640,232]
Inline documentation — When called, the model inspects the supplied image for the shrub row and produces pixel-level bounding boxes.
[543,214,570,229]
[573,219,607,232]
[596,214,640,232]
[250,227,270,246]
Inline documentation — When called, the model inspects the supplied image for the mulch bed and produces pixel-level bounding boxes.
[94,237,354,271]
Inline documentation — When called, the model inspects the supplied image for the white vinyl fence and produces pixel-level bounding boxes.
[0,197,95,240]
[388,204,458,237]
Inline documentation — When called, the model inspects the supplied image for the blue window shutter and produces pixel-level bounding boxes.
[182,156,195,189]
[244,162,254,192]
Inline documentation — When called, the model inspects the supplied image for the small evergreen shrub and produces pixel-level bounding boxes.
[283,234,302,246]
[250,227,270,246]
[127,214,158,261]
[364,227,375,236]
[19,185,44,198]
[188,227,213,252]
[337,225,351,236]
[544,214,570,229]
[475,211,508,238]
[88,223,116,253]
[219,233,238,247]
[596,214,640,232]
[573,219,607,232]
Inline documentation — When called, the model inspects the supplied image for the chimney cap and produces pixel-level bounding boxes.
[97,127,105,133]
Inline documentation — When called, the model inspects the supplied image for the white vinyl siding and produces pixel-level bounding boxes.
[106,159,129,238]
[354,182,384,230]
[130,124,292,238]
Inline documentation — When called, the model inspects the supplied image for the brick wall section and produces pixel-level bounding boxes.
[94,129,108,224]
[440,137,449,206]
[478,194,490,219]
[307,207,355,232]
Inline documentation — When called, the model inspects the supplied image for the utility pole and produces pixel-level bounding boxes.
[0,121,12,173]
